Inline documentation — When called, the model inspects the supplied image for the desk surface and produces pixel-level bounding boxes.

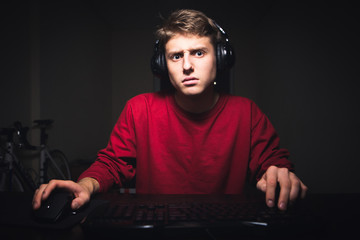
[1,191,360,240]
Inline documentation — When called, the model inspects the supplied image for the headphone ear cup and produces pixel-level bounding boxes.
[216,41,235,72]
[216,42,224,71]
[151,41,168,78]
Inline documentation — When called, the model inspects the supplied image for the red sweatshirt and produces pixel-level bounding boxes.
[78,92,293,194]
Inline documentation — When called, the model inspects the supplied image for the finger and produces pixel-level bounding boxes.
[265,166,278,208]
[71,199,81,210]
[256,178,267,192]
[300,181,308,199]
[41,179,61,200]
[32,184,47,210]
[71,191,90,210]
[277,168,291,210]
[288,173,301,204]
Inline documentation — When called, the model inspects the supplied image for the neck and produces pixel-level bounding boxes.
[174,87,219,114]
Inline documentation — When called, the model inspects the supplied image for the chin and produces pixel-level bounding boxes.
[180,87,204,96]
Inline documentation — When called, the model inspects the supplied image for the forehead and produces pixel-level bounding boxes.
[165,34,213,53]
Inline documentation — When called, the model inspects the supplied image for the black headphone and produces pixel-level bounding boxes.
[150,21,235,80]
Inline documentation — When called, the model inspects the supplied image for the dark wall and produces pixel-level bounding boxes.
[1,2,32,126]
[39,2,113,161]
[253,6,360,193]
[1,1,359,193]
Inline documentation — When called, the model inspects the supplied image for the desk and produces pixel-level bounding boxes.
[1,191,359,239]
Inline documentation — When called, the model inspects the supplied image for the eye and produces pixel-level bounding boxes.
[196,51,203,56]
[192,50,205,57]
[170,53,182,61]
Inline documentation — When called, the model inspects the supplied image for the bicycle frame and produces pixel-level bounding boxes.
[2,141,24,191]
[39,145,67,184]
[10,120,70,185]
[0,129,37,192]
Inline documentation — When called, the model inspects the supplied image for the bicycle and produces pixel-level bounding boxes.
[14,120,72,184]
[0,127,37,192]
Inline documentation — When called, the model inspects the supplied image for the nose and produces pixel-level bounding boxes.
[183,53,194,75]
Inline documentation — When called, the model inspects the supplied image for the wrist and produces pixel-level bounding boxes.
[77,177,100,195]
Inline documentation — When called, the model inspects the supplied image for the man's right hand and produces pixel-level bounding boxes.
[32,177,100,210]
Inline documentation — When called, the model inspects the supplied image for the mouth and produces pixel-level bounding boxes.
[182,77,199,86]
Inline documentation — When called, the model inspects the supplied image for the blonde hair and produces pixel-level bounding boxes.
[155,9,221,47]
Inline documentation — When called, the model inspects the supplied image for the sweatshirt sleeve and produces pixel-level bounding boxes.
[248,101,294,184]
[78,101,137,192]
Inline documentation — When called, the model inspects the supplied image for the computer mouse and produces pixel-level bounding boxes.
[33,189,74,223]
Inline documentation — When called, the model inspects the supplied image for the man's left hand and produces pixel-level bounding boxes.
[256,166,308,210]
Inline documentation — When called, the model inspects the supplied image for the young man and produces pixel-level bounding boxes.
[33,9,307,212]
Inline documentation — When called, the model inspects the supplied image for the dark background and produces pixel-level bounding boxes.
[1,0,359,193]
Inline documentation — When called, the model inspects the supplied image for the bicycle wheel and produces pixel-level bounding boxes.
[44,149,71,182]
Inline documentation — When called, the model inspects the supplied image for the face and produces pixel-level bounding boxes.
[165,34,217,96]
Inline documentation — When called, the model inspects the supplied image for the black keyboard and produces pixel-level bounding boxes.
[82,194,310,233]
[86,201,292,229]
